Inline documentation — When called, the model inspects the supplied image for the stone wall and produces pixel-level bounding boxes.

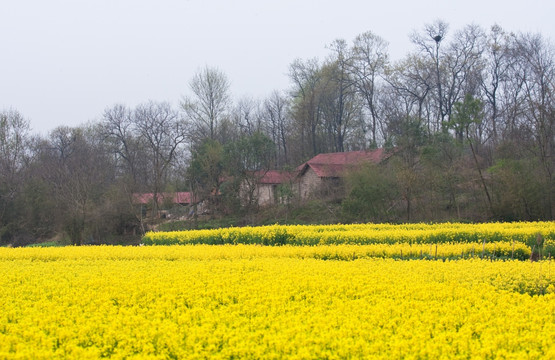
[297,167,323,200]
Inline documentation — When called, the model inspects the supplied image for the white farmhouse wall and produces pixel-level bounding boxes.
[256,183,275,206]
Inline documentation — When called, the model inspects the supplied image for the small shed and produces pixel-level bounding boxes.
[254,170,295,206]
[295,149,388,199]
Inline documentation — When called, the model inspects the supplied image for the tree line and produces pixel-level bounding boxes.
[1,20,554,245]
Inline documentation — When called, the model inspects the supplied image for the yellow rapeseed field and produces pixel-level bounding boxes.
[142,221,555,248]
[0,245,554,359]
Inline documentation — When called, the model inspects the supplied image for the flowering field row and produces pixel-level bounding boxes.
[142,221,555,250]
[2,241,533,261]
[0,245,554,359]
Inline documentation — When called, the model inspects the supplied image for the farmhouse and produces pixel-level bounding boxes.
[242,170,295,206]
[131,150,391,211]
[296,148,389,199]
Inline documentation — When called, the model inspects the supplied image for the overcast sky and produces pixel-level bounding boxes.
[2,0,554,135]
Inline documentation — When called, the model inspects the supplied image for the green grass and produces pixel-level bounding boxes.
[26,240,63,247]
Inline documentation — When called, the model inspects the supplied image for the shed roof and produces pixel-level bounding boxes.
[297,149,387,178]
[251,170,295,184]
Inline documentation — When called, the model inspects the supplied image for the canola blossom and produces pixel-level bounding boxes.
[142,221,555,249]
[0,245,554,359]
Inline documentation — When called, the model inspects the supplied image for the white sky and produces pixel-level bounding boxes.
[2,0,554,135]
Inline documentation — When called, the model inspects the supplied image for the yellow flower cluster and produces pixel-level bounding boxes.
[143,221,555,249]
[0,245,554,359]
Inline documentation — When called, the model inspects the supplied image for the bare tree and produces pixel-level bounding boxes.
[351,31,389,146]
[480,25,511,143]
[134,101,188,217]
[386,54,434,134]
[512,33,555,217]
[231,97,262,136]
[0,109,31,232]
[181,66,231,143]
[443,24,486,138]
[101,104,144,184]
[411,20,449,125]
[323,39,359,152]
[288,57,323,159]
[39,126,115,244]
[412,21,486,138]
[262,91,291,167]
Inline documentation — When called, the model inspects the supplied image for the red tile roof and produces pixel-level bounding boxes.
[297,149,388,178]
[174,192,193,204]
[132,192,194,205]
[260,170,295,184]
[249,170,294,184]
